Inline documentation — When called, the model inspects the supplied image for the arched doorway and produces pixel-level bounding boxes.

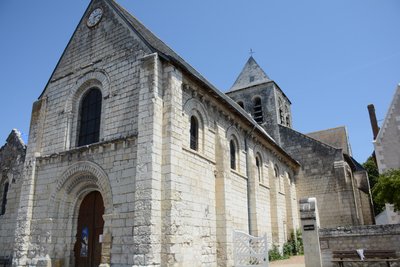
[74,191,104,267]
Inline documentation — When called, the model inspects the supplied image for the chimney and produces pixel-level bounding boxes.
[367,104,380,140]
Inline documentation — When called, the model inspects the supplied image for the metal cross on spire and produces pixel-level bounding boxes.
[249,49,255,57]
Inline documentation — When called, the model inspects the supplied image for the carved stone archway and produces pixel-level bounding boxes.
[49,161,113,266]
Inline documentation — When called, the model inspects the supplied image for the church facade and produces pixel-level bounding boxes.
[0,0,373,266]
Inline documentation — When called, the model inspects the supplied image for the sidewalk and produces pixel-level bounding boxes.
[269,255,305,267]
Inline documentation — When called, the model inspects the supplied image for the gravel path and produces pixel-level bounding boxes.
[269,255,305,267]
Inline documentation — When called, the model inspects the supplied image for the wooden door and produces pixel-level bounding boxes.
[74,191,104,267]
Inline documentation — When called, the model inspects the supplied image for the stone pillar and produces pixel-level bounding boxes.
[215,125,234,267]
[160,63,185,265]
[13,98,47,266]
[132,53,164,266]
[299,197,322,267]
[246,144,259,236]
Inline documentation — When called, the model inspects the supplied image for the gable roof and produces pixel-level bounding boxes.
[108,0,299,167]
[37,0,300,169]
[375,84,400,142]
[229,56,272,92]
[306,126,352,156]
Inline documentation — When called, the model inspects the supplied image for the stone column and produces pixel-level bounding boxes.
[246,143,259,237]
[13,98,47,266]
[160,63,185,265]
[132,53,163,266]
[215,125,234,267]
[299,197,322,267]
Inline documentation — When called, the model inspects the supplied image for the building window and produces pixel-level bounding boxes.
[256,156,262,182]
[237,101,244,109]
[253,97,263,124]
[1,182,9,215]
[285,105,290,127]
[249,76,255,82]
[278,98,284,125]
[274,165,279,178]
[230,140,236,170]
[190,116,199,151]
[78,88,102,146]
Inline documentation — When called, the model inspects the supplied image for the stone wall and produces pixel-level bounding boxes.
[279,125,369,227]
[226,82,291,144]
[0,130,26,258]
[319,224,400,267]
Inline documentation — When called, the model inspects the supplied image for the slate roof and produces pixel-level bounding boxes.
[106,0,300,167]
[229,56,272,92]
[306,126,352,156]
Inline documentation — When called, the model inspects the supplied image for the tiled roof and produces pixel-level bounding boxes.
[307,126,352,156]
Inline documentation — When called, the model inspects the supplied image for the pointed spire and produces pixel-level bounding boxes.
[229,56,271,92]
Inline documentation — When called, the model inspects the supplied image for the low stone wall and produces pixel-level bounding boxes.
[319,224,400,267]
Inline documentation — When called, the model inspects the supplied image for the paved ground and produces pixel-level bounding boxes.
[269,255,305,267]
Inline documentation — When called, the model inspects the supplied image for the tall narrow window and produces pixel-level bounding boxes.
[1,182,9,215]
[253,97,263,124]
[78,88,102,146]
[190,116,199,151]
[274,165,279,178]
[230,140,236,170]
[278,99,284,125]
[256,156,262,182]
[285,105,290,127]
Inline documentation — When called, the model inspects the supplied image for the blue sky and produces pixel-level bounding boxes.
[0,0,399,163]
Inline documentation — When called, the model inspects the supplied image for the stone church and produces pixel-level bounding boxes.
[0,0,373,266]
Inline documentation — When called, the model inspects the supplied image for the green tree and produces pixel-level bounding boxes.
[372,169,400,211]
[362,156,384,214]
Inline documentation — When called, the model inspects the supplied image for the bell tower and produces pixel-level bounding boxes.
[226,56,292,144]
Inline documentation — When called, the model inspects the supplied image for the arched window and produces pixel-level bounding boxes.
[278,98,284,125]
[1,182,9,215]
[190,116,199,151]
[230,140,236,170]
[274,164,279,178]
[285,105,290,127]
[256,156,262,182]
[237,101,244,109]
[78,88,102,146]
[253,97,263,124]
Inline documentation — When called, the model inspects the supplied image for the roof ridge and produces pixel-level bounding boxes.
[279,124,342,153]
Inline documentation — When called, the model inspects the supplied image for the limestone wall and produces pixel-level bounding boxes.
[0,130,26,259]
[28,137,136,266]
[36,0,149,155]
[319,224,400,267]
[279,125,361,227]
[226,82,289,143]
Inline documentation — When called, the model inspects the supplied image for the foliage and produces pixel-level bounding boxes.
[268,244,286,261]
[363,156,380,188]
[269,229,303,261]
[362,156,385,214]
[372,169,400,211]
[283,229,303,256]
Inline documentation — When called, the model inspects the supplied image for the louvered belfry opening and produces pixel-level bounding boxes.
[253,97,263,124]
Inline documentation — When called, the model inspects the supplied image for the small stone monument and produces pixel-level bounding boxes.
[299,197,322,267]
